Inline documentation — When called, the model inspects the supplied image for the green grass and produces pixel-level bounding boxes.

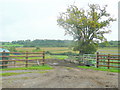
[9,47,119,60]
[0,72,32,76]
[15,47,118,54]
[46,55,68,59]
[1,65,53,71]
[0,71,49,76]
[97,47,118,54]
[77,66,120,73]
[12,54,68,60]
[0,65,53,76]
[2,44,23,47]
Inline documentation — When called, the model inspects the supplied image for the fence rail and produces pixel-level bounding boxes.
[96,52,120,69]
[0,51,45,68]
[68,53,120,69]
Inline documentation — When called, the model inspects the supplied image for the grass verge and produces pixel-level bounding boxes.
[1,65,53,71]
[1,71,49,76]
[0,72,32,76]
[77,66,120,73]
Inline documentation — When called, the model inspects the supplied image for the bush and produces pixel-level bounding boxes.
[32,47,41,52]
[6,46,17,52]
[45,51,52,54]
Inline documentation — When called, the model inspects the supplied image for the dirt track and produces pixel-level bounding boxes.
[2,60,119,88]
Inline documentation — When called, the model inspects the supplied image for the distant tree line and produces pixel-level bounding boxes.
[98,41,120,47]
[2,39,73,47]
[1,39,119,47]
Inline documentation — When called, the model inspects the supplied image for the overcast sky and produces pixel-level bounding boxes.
[0,0,119,42]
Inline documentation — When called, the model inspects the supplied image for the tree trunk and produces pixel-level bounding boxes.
[79,50,84,65]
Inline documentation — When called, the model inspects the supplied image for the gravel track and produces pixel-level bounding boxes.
[2,59,118,88]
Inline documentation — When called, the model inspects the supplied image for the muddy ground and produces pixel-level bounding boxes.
[2,59,119,88]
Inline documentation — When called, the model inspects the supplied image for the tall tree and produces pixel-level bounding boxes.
[57,4,116,54]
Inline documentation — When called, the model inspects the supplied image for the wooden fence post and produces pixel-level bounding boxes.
[14,61,16,67]
[2,51,5,68]
[26,51,28,67]
[108,54,110,69]
[42,51,45,66]
[96,52,99,68]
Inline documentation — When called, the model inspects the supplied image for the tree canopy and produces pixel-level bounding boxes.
[57,4,116,54]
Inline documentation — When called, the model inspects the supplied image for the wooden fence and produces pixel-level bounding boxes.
[68,53,120,69]
[96,52,120,69]
[0,51,45,68]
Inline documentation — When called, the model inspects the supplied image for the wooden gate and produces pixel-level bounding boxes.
[0,51,45,68]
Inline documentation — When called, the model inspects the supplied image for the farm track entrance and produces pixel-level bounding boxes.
[2,65,118,88]
[1,51,119,88]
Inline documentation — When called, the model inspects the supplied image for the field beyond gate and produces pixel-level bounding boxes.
[0,51,45,68]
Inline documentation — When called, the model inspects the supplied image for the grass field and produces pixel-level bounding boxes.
[14,47,119,61]
[2,44,23,47]
[16,47,79,54]
[98,47,118,54]
[16,47,118,54]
